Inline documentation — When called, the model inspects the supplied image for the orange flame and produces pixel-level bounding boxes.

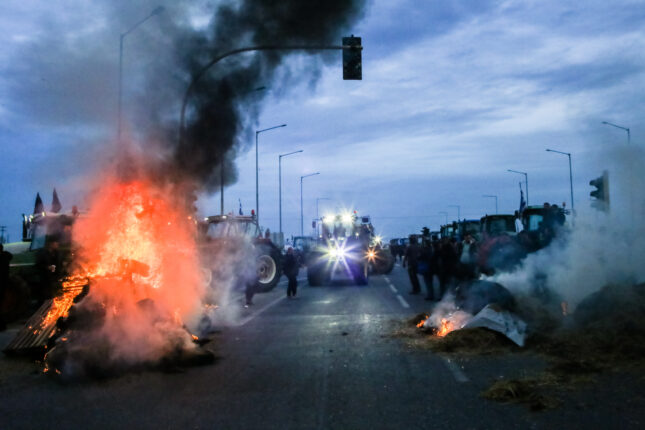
[46,178,207,361]
[436,318,455,337]
[416,315,429,328]
[70,179,205,318]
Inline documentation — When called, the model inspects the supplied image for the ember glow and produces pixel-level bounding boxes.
[416,315,429,328]
[436,318,455,337]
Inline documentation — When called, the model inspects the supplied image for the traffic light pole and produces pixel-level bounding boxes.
[178,43,362,148]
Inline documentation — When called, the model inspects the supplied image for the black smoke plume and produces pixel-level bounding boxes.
[159,0,366,191]
[6,0,366,192]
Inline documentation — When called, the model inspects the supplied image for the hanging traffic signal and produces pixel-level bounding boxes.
[342,36,362,80]
[589,171,609,211]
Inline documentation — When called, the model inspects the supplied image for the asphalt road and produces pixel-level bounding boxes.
[1,262,644,429]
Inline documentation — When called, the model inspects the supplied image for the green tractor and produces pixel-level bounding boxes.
[306,212,391,285]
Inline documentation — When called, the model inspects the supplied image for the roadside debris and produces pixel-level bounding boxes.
[399,281,645,411]
[418,281,527,346]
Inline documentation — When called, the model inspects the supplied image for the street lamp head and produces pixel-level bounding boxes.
[151,6,165,16]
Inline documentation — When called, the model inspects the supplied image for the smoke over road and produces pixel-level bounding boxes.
[492,143,645,309]
[6,0,366,192]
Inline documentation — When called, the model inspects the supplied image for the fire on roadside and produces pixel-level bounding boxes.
[39,177,207,374]
[436,318,455,337]
[416,315,429,328]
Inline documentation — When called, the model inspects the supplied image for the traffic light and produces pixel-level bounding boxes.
[342,36,362,80]
[589,171,609,211]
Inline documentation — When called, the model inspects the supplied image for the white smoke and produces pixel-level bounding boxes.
[492,143,645,309]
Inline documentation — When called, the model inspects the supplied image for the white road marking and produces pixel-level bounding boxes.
[389,284,398,293]
[396,294,410,309]
[237,295,286,326]
[442,357,470,383]
[384,276,390,283]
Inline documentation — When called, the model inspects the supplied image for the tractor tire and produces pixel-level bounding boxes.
[306,252,328,286]
[373,251,395,275]
[351,261,369,286]
[307,266,325,286]
[255,244,282,292]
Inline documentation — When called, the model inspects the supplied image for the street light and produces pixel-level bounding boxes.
[118,6,164,145]
[448,205,460,221]
[438,211,448,225]
[278,149,303,234]
[316,197,331,237]
[507,169,529,205]
[300,172,320,236]
[602,121,630,144]
[546,149,574,211]
[316,198,331,221]
[482,195,498,214]
[256,124,287,226]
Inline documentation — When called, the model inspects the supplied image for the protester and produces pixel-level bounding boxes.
[244,283,256,307]
[0,244,12,331]
[457,233,478,280]
[438,237,458,299]
[514,210,523,233]
[420,238,437,301]
[402,235,421,294]
[283,247,300,298]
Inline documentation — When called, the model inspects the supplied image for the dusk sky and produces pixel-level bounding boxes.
[1,0,644,241]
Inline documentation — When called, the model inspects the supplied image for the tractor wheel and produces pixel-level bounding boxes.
[255,244,282,292]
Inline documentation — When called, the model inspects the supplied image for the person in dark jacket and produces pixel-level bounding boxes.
[420,238,437,301]
[402,235,422,294]
[283,247,300,298]
[438,237,458,299]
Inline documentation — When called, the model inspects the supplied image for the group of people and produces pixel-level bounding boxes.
[402,233,478,301]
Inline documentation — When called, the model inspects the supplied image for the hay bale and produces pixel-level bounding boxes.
[482,379,560,411]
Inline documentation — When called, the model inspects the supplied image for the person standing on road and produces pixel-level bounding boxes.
[438,237,458,299]
[283,247,300,298]
[420,238,437,301]
[402,235,422,294]
[0,244,12,331]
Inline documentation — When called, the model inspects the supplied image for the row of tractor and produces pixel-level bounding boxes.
[5,207,392,317]
[389,204,569,276]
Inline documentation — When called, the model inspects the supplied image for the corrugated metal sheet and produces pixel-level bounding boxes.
[3,282,86,355]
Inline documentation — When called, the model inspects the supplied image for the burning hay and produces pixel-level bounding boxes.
[13,177,216,378]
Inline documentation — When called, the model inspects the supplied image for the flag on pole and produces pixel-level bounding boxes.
[33,193,44,214]
[238,199,243,215]
[51,188,62,213]
[519,182,526,214]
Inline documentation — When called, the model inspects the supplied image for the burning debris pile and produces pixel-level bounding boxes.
[416,281,527,347]
[403,280,645,410]
[8,178,215,378]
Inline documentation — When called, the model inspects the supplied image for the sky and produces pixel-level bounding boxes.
[1,0,644,242]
